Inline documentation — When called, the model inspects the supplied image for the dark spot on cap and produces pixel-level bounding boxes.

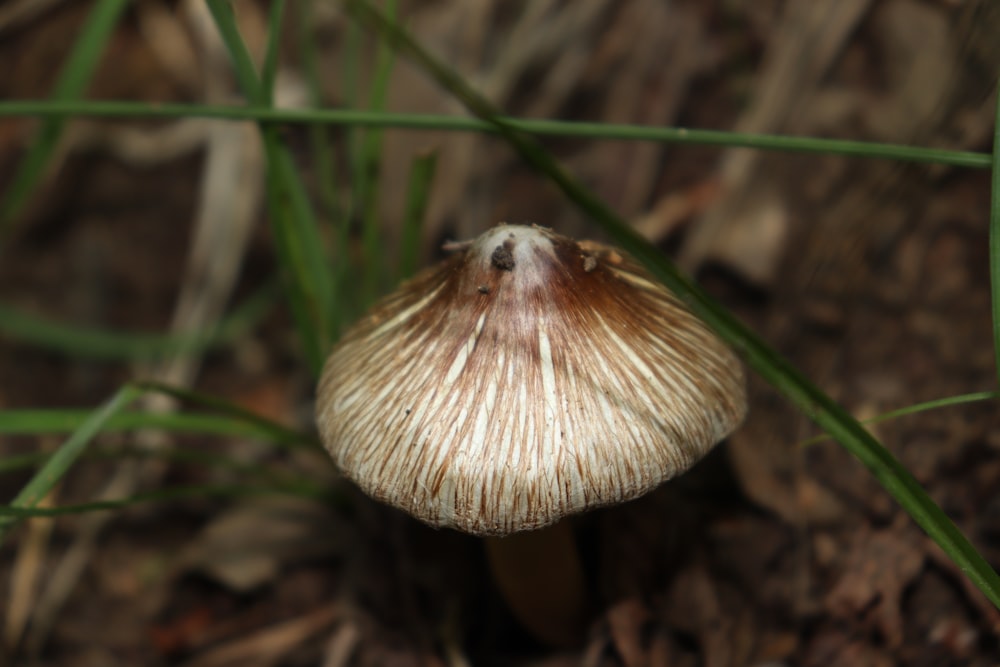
[491,242,516,271]
[477,285,491,294]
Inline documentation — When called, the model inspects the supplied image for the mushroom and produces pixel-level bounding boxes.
[316,223,746,646]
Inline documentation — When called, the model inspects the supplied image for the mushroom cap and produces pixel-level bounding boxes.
[316,224,746,536]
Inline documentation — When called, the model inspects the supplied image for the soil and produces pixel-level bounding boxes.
[1,1,999,666]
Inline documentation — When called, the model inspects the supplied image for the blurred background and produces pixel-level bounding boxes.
[1,1,999,665]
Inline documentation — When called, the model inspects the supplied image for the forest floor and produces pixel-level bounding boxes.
[1,1,1000,666]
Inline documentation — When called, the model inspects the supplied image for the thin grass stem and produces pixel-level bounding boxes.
[0,384,143,543]
[799,390,1000,447]
[0,408,319,450]
[990,80,1000,386]
[0,279,277,360]
[358,0,399,306]
[0,483,327,519]
[0,101,989,169]
[0,0,129,229]
[260,1,286,104]
[207,0,335,375]
[399,150,438,281]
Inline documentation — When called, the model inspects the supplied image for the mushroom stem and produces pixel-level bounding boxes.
[484,521,590,646]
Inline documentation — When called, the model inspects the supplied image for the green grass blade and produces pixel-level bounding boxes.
[260,1,286,104]
[345,0,1000,610]
[0,384,143,543]
[270,140,340,369]
[207,1,265,100]
[343,7,364,172]
[0,452,48,475]
[0,279,277,360]
[871,390,1000,422]
[207,0,335,374]
[0,100,991,169]
[0,447,328,501]
[800,391,1000,447]
[0,0,129,229]
[398,150,438,281]
[0,408,318,450]
[357,0,399,306]
[0,378,318,451]
[0,483,327,519]
[261,155,326,373]
[338,9,364,330]
[134,380,321,450]
[298,2,343,224]
[0,444,316,484]
[298,2,347,337]
[990,81,1000,386]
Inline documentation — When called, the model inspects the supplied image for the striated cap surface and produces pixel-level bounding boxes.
[316,224,746,536]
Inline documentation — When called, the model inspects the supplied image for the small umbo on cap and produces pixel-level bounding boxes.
[316,223,746,537]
